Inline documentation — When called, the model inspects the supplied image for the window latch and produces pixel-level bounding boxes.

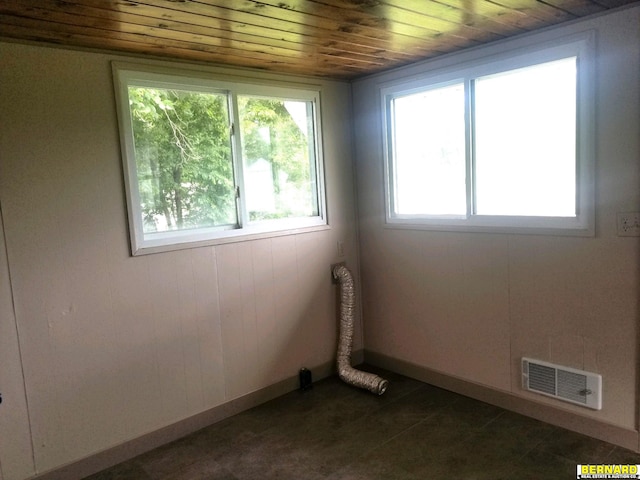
[235,185,240,199]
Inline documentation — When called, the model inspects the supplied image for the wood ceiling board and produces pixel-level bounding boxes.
[0,0,635,79]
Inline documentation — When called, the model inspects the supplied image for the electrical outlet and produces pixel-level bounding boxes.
[616,212,640,237]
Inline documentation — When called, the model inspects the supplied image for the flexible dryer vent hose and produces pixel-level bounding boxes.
[333,264,389,395]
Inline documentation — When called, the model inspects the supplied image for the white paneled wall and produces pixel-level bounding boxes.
[0,209,34,480]
[0,43,358,479]
[352,6,640,432]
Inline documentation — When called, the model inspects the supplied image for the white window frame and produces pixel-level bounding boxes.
[113,63,327,255]
[381,33,595,236]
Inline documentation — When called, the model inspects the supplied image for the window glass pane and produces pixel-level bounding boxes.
[128,87,237,233]
[391,83,467,215]
[474,57,577,216]
[238,96,319,221]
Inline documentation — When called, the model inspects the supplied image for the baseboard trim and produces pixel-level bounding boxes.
[31,358,340,480]
[364,350,639,452]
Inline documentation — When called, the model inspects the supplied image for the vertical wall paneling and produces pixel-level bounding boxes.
[0,206,34,480]
[174,250,205,413]
[296,233,335,368]
[104,251,164,438]
[217,243,248,400]
[352,6,640,431]
[188,247,226,408]
[269,235,302,383]
[251,240,278,387]
[145,252,190,423]
[0,41,357,479]
[292,234,324,369]
[237,242,261,394]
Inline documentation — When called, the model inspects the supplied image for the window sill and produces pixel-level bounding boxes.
[131,221,330,256]
[384,216,594,237]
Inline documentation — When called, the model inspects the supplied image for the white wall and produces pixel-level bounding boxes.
[352,6,640,432]
[0,207,34,480]
[0,42,359,479]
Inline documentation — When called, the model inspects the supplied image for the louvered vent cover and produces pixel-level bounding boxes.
[522,358,602,410]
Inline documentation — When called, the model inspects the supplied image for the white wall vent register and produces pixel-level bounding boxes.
[522,357,602,410]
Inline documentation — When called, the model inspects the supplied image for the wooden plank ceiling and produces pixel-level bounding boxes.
[0,0,636,79]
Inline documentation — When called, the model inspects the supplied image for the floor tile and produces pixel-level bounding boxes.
[536,427,617,463]
[83,369,628,480]
[215,431,326,480]
[606,446,640,464]
[508,446,579,479]
[82,460,153,480]
[157,457,238,480]
[137,437,206,478]
[326,456,420,480]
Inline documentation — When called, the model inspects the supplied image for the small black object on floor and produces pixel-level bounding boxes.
[299,367,313,391]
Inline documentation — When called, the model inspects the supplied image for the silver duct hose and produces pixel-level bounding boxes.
[332,264,389,395]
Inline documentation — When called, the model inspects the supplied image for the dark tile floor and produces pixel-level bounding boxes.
[85,366,640,480]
